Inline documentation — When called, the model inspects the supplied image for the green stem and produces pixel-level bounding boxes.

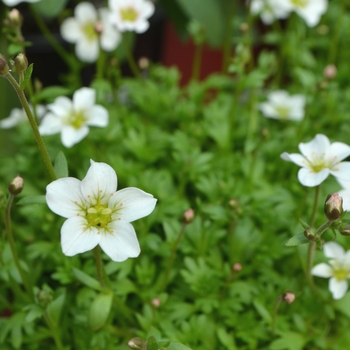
[5,72,57,181]
[309,185,321,227]
[4,194,32,299]
[191,43,202,81]
[271,295,282,333]
[44,311,65,350]
[122,33,140,78]
[94,246,107,289]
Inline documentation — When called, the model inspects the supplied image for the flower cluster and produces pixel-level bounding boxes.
[250,0,328,27]
[60,0,154,62]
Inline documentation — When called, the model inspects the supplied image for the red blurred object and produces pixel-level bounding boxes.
[161,21,224,85]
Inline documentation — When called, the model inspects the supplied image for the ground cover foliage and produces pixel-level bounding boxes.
[1,0,350,349]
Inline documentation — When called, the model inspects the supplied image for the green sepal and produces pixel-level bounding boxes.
[285,233,310,246]
[16,195,46,206]
[72,268,102,292]
[19,63,33,90]
[299,219,310,230]
[54,151,69,178]
[46,293,65,328]
[88,292,113,331]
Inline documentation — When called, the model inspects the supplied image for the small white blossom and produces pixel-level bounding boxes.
[250,0,291,24]
[108,0,155,33]
[39,87,108,148]
[281,134,350,187]
[60,2,121,63]
[336,179,350,212]
[0,105,46,129]
[259,90,306,121]
[2,0,40,6]
[312,242,350,299]
[46,160,157,262]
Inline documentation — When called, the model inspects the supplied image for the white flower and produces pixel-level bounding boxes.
[287,0,328,27]
[259,90,306,121]
[60,2,121,63]
[0,105,46,129]
[281,134,350,187]
[250,0,291,24]
[2,0,40,6]
[336,179,350,212]
[311,242,350,299]
[108,0,155,33]
[39,87,108,148]
[46,160,157,262]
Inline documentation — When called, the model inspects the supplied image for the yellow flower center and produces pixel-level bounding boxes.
[86,204,112,230]
[333,268,349,281]
[82,22,98,42]
[120,7,139,22]
[290,0,308,8]
[66,110,87,129]
[274,105,290,119]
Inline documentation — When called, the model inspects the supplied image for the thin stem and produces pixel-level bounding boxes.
[5,72,57,181]
[122,33,140,78]
[309,185,321,227]
[4,194,32,299]
[271,295,282,333]
[43,311,65,350]
[93,246,107,289]
[191,43,202,81]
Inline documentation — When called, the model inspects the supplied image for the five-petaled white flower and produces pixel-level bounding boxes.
[250,0,291,24]
[259,90,306,121]
[0,105,46,129]
[312,242,350,299]
[281,134,350,187]
[108,0,155,33]
[60,2,121,63]
[2,0,40,6]
[46,160,157,262]
[39,87,108,148]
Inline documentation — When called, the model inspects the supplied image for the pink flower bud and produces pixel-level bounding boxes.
[14,53,28,73]
[182,208,195,224]
[282,291,295,304]
[323,64,337,80]
[8,175,24,195]
[151,298,161,308]
[0,54,9,76]
[232,263,242,272]
[324,193,343,221]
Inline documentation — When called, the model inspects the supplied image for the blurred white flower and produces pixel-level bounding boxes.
[287,0,328,27]
[312,242,350,299]
[39,87,108,148]
[250,0,291,24]
[281,134,350,187]
[0,105,46,129]
[60,2,121,63]
[336,179,350,211]
[46,160,157,262]
[259,90,306,121]
[108,0,155,33]
[2,0,40,6]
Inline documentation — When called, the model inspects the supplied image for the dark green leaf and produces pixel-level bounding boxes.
[54,151,69,178]
[89,292,113,331]
[72,268,102,292]
[285,233,310,246]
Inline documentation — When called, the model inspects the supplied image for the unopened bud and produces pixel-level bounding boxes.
[0,54,9,76]
[36,289,53,307]
[304,227,316,241]
[282,291,295,304]
[338,221,350,236]
[94,21,103,35]
[323,64,337,80]
[8,9,22,27]
[151,298,161,308]
[128,337,145,350]
[324,193,343,221]
[138,57,149,70]
[14,53,28,73]
[232,263,242,272]
[240,23,249,33]
[8,175,24,195]
[183,208,194,224]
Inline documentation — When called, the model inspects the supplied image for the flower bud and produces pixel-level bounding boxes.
[0,54,9,76]
[8,9,23,27]
[14,53,28,73]
[138,57,149,70]
[282,291,295,304]
[182,208,194,224]
[36,289,53,307]
[128,337,146,350]
[323,64,337,80]
[8,175,24,195]
[151,298,161,308]
[324,193,343,221]
[304,227,316,241]
[338,222,350,236]
[232,263,242,272]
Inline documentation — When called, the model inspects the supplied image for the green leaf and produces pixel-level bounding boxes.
[32,0,68,18]
[72,268,102,292]
[19,63,33,90]
[16,195,46,206]
[285,233,310,246]
[299,219,310,229]
[46,293,65,328]
[270,331,306,350]
[216,327,237,350]
[89,292,113,331]
[146,336,158,350]
[32,86,71,103]
[54,151,69,178]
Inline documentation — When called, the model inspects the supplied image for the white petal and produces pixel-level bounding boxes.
[39,113,62,135]
[299,134,330,158]
[48,97,72,117]
[338,188,350,212]
[75,2,97,23]
[46,177,86,218]
[61,125,89,148]
[99,221,140,261]
[133,20,149,33]
[61,216,100,256]
[329,277,348,299]
[0,108,26,128]
[323,241,345,259]
[73,88,96,110]
[280,152,306,167]
[100,28,121,51]
[86,105,109,127]
[75,39,99,63]
[298,167,329,187]
[81,161,117,205]
[330,162,350,181]
[60,18,81,43]
[109,187,157,222]
[311,263,332,278]
[328,142,350,162]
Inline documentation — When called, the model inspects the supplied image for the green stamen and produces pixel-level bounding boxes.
[333,268,349,281]
[120,7,138,22]
[274,105,290,119]
[82,22,98,42]
[86,204,112,230]
[290,0,308,8]
[65,110,87,129]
